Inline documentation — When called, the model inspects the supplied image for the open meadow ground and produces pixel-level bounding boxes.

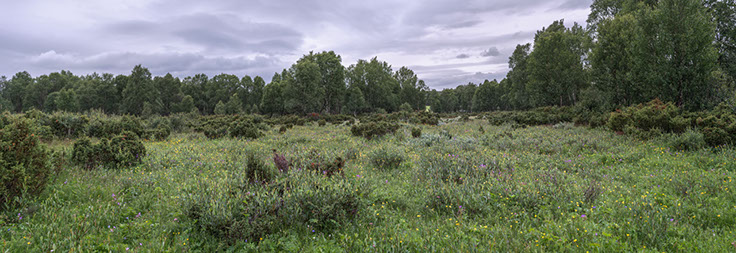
[2,120,735,252]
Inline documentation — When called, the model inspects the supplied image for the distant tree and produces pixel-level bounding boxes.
[260,74,284,116]
[173,95,195,114]
[344,85,367,115]
[527,20,590,107]
[54,88,79,112]
[632,0,718,109]
[225,93,243,114]
[122,65,159,115]
[591,13,639,107]
[182,74,209,114]
[472,80,502,112]
[283,57,324,114]
[154,73,182,115]
[214,100,226,115]
[347,57,400,112]
[5,72,33,113]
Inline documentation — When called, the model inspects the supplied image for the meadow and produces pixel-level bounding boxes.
[1,118,736,252]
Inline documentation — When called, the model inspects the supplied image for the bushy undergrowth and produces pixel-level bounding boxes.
[71,131,146,169]
[0,117,51,211]
[609,99,736,146]
[369,146,405,170]
[350,121,400,140]
[486,106,575,126]
[185,168,368,245]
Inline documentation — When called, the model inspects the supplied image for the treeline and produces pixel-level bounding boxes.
[0,0,734,116]
[0,52,429,116]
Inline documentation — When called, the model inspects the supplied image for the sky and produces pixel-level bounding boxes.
[0,0,592,89]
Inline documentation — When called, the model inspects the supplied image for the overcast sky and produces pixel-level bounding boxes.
[0,0,592,89]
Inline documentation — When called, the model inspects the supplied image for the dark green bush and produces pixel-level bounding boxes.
[229,118,264,139]
[411,127,422,138]
[49,112,89,138]
[151,125,171,141]
[186,171,366,245]
[278,125,287,134]
[350,121,400,140]
[607,99,686,134]
[203,126,227,139]
[668,129,706,151]
[71,131,146,169]
[369,147,404,170]
[244,152,276,183]
[87,115,145,139]
[317,119,326,126]
[0,117,51,210]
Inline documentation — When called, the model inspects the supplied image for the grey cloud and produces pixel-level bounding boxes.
[1,0,591,89]
[481,47,501,57]
[22,50,282,78]
[442,20,483,30]
[423,70,506,90]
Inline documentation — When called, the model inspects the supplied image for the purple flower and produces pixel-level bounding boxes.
[581,214,586,218]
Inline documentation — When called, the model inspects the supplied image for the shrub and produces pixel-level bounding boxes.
[244,152,276,183]
[317,119,327,126]
[440,130,453,139]
[416,111,440,125]
[87,115,145,139]
[350,121,400,140]
[279,125,287,134]
[49,112,89,138]
[71,131,146,169]
[369,147,404,170]
[228,119,263,139]
[668,129,706,151]
[186,171,367,245]
[203,126,227,139]
[151,124,171,141]
[0,117,51,210]
[607,99,686,135]
[411,127,422,138]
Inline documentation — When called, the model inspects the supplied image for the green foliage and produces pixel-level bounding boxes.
[608,99,688,135]
[186,169,367,245]
[71,131,146,169]
[668,129,706,151]
[87,115,146,139]
[151,124,171,141]
[317,119,326,126]
[368,146,405,170]
[213,101,226,115]
[350,121,400,140]
[486,106,576,126]
[49,112,89,138]
[0,117,51,210]
[228,118,264,139]
[244,152,276,183]
[411,127,422,138]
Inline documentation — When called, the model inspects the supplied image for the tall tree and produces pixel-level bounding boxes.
[121,65,159,115]
[260,73,284,116]
[344,85,367,115]
[506,44,532,110]
[282,56,324,114]
[154,73,182,115]
[704,0,736,81]
[633,0,718,109]
[591,13,640,106]
[527,20,590,107]
[347,57,400,112]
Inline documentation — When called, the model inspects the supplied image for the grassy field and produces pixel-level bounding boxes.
[2,119,735,252]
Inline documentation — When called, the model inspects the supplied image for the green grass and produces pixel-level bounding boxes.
[2,120,736,252]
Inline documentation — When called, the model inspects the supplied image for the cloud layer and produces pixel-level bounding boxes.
[0,0,592,89]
